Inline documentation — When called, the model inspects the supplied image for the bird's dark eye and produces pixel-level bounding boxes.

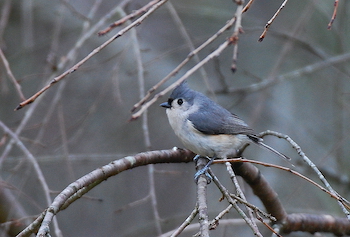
[177,99,183,105]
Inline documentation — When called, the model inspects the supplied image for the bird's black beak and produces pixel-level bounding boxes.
[160,101,171,108]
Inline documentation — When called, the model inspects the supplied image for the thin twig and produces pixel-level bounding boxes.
[0,121,56,235]
[229,52,350,93]
[131,16,237,113]
[1,1,130,169]
[131,38,232,120]
[165,1,210,89]
[242,0,255,13]
[170,205,198,237]
[98,0,160,36]
[29,1,98,157]
[209,168,263,237]
[230,0,244,72]
[193,204,236,237]
[230,194,275,221]
[14,0,168,111]
[59,0,91,22]
[216,157,350,211]
[261,130,350,219]
[225,162,263,236]
[256,214,283,237]
[161,219,264,237]
[0,48,26,100]
[129,13,162,234]
[114,195,150,214]
[258,0,288,42]
[327,0,338,30]
[209,204,234,230]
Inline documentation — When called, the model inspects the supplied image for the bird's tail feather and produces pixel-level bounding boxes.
[256,141,294,166]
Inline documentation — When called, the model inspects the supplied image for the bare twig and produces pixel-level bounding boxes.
[230,0,244,72]
[193,204,237,237]
[224,162,263,236]
[129,12,163,234]
[208,168,264,236]
[0,48,25,100]
[0,121,59,236]
[161,219,265,237]
[170,205,198,237]
[131,16,237,113]
[98,0,160,36]
[242,0,255,13]
[1,1,132,170]
[219,157,348,206]
[59,0,91,22]
[131,38,232,120]
[229,52,350,93]
[328,0,338,29]
[165,1,210,89]
[114,195,150,214]
[258,0,288,42]
[29,1,106,161]
[260,130,350,218]
[14,0,168,111]
[209,204,234,230]
[256,214,283,237]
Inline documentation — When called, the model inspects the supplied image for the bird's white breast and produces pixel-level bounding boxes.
[166,107,249,158]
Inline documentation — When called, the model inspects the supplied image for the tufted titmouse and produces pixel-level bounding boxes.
[160,82,290,179]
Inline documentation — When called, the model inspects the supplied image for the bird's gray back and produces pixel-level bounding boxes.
[188,92,254,136]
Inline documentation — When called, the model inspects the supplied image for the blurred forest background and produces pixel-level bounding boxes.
[1,0,350,236]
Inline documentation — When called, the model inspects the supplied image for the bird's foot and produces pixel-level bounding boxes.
[193,154,201,162]
[194,157,214,184]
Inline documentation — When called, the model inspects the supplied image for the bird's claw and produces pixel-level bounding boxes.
[193,154,201,162]
[194,157,215,184]
[194,167,212,184]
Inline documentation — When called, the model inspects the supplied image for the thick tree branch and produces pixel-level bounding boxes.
[17,148,194,237]
[15,148,350,237]
[284,213,350,235]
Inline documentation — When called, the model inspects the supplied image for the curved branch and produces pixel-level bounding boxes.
[17,148,194,237]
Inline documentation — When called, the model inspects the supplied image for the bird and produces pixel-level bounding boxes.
[160,82,290,180]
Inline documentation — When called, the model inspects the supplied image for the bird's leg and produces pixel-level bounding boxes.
[193,154,201,161]
[194,156,215,183]
[193,155,211,162]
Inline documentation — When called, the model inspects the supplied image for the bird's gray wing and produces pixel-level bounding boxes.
[188,101,254,135]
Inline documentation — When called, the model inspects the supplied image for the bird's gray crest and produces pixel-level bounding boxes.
[169,82,195,104]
